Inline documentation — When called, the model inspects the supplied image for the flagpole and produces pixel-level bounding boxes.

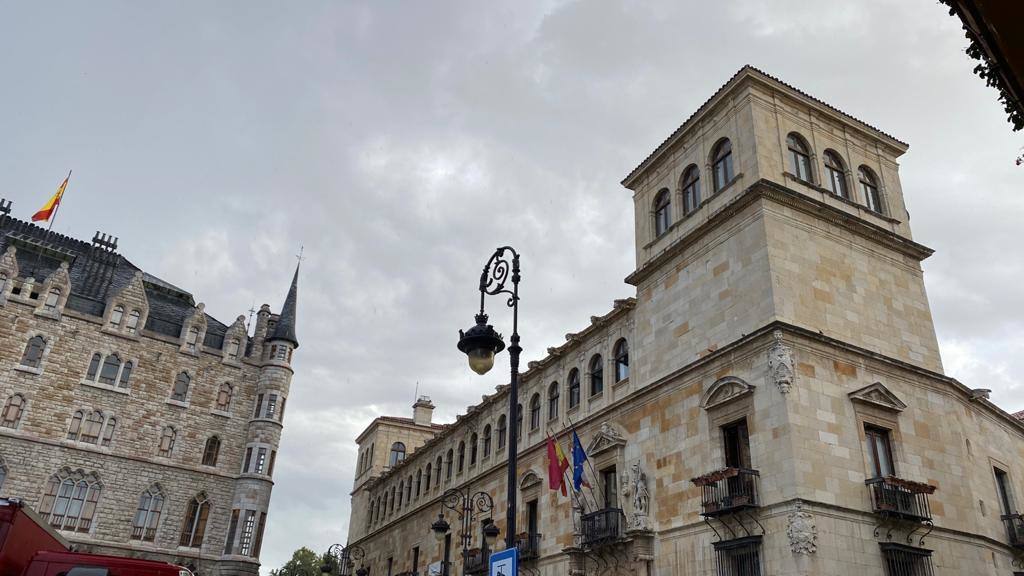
[545,428,589,532]
[29,170,71,278]
[563,413,605,509]
[557,420,602,514]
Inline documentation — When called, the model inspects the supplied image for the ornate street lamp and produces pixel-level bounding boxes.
[457,246,521,551]
[320,543,367,576]
[429,488,499,575]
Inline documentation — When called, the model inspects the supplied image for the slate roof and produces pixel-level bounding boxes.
[0,214,229,346]
[269,263,298,348]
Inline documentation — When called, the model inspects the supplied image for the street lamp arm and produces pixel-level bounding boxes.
[479,246,520,312]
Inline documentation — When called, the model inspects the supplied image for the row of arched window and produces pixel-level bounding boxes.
[652,135,886,239]
[366,339,630,530]
[108,305,142,334]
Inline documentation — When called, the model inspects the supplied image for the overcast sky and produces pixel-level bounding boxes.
[1,0,1022,571]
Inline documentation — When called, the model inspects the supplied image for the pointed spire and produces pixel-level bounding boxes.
[269,263,299,348]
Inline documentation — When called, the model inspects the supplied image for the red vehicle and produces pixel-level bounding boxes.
[0,498,190,576]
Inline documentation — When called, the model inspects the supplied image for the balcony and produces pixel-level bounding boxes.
[1002,513,1024,548]
[866,476,935,523]
[463,548,488,575]
[692,468,760,517]
[580,508,624,548]
[515,532,541,560]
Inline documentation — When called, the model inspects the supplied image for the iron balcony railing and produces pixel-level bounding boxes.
[692,468,760,517]
[866,477,935,523]
[580,508,624,548]
[515,533,541,560]
[879,542,935,576]
[1002,513,1024,548]
[463,548,488,575]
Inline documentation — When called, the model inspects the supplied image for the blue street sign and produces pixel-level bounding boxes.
[489,547,518,576]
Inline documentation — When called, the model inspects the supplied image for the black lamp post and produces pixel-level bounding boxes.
[457,246,521,552]
[430,488,499,575]
[321,543,367,576]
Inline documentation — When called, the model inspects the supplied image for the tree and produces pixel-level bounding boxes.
[269,546,330,576]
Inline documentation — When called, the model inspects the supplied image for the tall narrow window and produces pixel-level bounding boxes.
[445,449,454,479]
[254,448,268,474]
[0,460,7,491]
[482,424,492,457]
[158,426,176,457]
[101,417,116,447]
[653,189,671,237]
[171,372,190,402]
[529,393,541,431]
[216,383,233,412]
[38,470,102,533]
[681,165,701,215]
[390,442,406,466]
[86,353,101,380]
[43,288,61,312]
[406,476,412,503]
[131,485,164,542]
[497,415,507,451]
[548,382,560,421]
[202,436,221,466]
[859,166,884,214]
[425,463,433,489]
[712,139,734,192]
[179,493,210,548]
[864,425,895,479]
[435,456,442,486]
[589,355,604,396]
[787,133,812,182]
[252,512,267,557]
[243,447,253,473]
[186,327,200,353]
[568,369,581,409]
[238,510,257,556]
[416,469,422,497]
[224,509,240,555]
[457,441,466,473]
[470,434,478,465]
[613,339,629,382]
[823,150,848,198]
[601,467,618,509]
[995,468,1015,515]
[268,451,277,477]
[125,310,141,334]
[67,411,84,440]
[253,394,264,418]
[109,305,124,327]
[1,394,25,428]
[20,336,45,368]
[118,361,133,388]
[98,354,122,385]
[723,419,752,469]
[265,394,278,419]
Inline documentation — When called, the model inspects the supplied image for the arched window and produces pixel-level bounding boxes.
[43,288,61,312]
[1,394,26,428]
[67,411,84,440]
[178,492,210,548]
[445,449,454,479]
[568,368,581,409]
[125,310,141,334]
[109,305,124,327]
[39,469,102,533]
[86,353,101,380]
[415,469,422,497]
[548,382,560,421]
[614,339,630,382]
[590,355,604,396]
[823,150,848,198]
[216,383,233,412]
[202,436,221,466]
[185,327,200,353]
[389,486,396,515]
[397,481,404,509]
[482,424,492,457]
[681,165,701,215]
[457,441,466,473]
[131,484,164,542]
[470,433,478,465]
[497,415,508,451]
[226,338,241,359]
[434,456,442,486]
[425,463,432,491]
[98,354,122,385]
[20,336,45,368]
[859,166,884,214]
[119,361,133,388]
[787,133,813,182]
[712,139,734,192]
[158,426,176,457]
[80,412,105,444]
[389,442,406,466]
[101,417,116,447]
[406,475,412,503]
[653,189,671,237]
[171,372,190,402]
[529,393,541,431]
[516,403,523,442]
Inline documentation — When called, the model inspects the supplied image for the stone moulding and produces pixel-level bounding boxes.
[700,376,755,410]
[849,382,907,412]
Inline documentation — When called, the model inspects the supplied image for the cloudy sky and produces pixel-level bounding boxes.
[1,0,1022,571]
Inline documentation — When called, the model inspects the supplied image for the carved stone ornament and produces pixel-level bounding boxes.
[626,460,650,530]
[768,330,795,394]
[599,422,624,441]
[587,422,627,458]
[700,377,755,410]
[786,501,817,555]
[848,382,907,412]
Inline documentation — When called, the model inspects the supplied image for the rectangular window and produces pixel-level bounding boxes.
[527,499,538,536]
[386,557,393,576]
[266,394,278,419]
[254,394,264,419]
[880,543,934,576]
[268,450,277,477]
[238,510,257,556]
[601,467,618,509]
[713,536,762,576]
[224,509,240,555]
[243,447,253,473]
[412,547,419,575]
[255,448,268,474]
[723,419,751,469]
[865,425,895,479]
[996,467,1016,515]
[252,512,268,557]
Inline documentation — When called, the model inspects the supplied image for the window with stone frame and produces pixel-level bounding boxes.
[178,492,210,548]
[548,381,560,421]
[253,394,264,418]
[170,372,190,402]
[109,305,124,327]
[268,450,277,477]
[434,456,442,487]
[681,164,701,215]
[567,368,581,409]
[497,415,507,451]
[158,426,176,457]
[38,470,102,533]
[125,309,141,334]
[254,447,268,474]
[653,188,672,237]
[85,353,132,389]
[78,412,105,445]
[265,394,278,419]
[859,166,885,214]
[865,424,895,479]
[406,475,412,503]
[202,436,221,466]
[614,339,629,382]
[130,484,164,542]
[224,509,240,555]
[529,393,541,431]
[415,469,422,497]
[823,150,849,199]
[445,449,454,480]
[457,441,465,473]
[1,394,26,428]
[185,327,200,353]
[20,336,45,368]
[470,433,478,465]
[482,424,492,457]
[390,442,406,466]
[243,447,253,473]
[238,510,257,556]
[589,354,604,396]
[786,133,813,183]
[252,512,268,557]
[712,138,734,192]
[98,354,122,385]
[42,288,61,312]
[215,383,233,412]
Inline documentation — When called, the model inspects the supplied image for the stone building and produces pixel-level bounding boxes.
[345,66,1024,576]
[0,213,299,576]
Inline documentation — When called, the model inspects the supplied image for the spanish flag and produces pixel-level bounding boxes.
[547,435,570,496]
[32,172,70,222]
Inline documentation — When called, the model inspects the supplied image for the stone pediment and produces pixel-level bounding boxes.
[520,471,542,490]
[587,422,626,457]
[848,382,906,412]
[701,376,755,410]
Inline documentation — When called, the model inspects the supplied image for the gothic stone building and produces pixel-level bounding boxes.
[345,66,1024,576]
[0,215,299,576]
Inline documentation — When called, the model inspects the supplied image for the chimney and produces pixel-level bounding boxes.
[413,396,435,426]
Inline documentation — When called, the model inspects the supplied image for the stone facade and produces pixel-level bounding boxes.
[0,220,299,576]
[345,67,1024,576]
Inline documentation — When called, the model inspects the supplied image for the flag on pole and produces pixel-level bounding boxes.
[571,430,591,491]
[32,174,70,222]
[546,435,569,496]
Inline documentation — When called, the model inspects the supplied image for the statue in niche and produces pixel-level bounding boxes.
[627,460,650,530]
[768,329,795,394]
